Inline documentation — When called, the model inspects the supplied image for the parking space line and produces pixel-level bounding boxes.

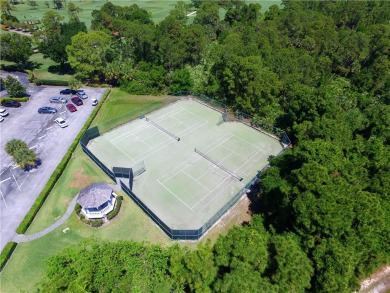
[60,111,66,115]
[46,126,54,130]
[38,135,46,140]
[0,177,11,184]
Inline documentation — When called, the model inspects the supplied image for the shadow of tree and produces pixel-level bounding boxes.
[48,63,75,75]
[1,61,42,71]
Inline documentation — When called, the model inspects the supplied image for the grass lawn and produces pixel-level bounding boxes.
[0,52,73,82]
[0,89,251,292]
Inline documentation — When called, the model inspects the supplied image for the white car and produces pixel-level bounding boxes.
[92,99,98,106]
[0,108,9,117]
[0,116,4,122]
[54,117,68,128]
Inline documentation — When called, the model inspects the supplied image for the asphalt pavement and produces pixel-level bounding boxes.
[0,72,107,251]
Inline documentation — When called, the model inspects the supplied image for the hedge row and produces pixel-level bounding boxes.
[0,242,17,272]
[34,79,69,86]
[107,196,123,220]
[0,97,29,103]
[16,88,111,234]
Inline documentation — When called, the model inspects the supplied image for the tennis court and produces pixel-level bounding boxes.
[88,100,283,230]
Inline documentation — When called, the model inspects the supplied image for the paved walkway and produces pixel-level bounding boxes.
[13,196,78,243]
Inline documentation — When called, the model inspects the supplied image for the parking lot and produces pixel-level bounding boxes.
[0,81,107,251]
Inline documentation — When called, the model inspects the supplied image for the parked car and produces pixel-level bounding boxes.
[38,106,57,114]
[0,108,9,117]
[92,99,98,106]
[71,96,83,106]
[54,117,68,128]
[0,116,4,122]
[50,96,68,104]
[66,103,77,112]
[1,100,21,108]
[60,88,76,95]
[76,91,88,99]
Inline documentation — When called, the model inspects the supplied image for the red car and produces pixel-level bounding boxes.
[71,96,83,106]
[66,103,77,112]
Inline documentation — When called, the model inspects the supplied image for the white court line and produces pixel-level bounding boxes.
[233,135,265,153]
[220,144,248,161]
[107,140,136,163]
[158,133,233,184]
[158,181,195,211]
[183,170,211,192]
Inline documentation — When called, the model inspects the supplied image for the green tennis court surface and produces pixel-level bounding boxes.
[88,100,283,230]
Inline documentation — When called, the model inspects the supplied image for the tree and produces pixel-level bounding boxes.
[27,0,38,9]
[0,33,32,66]
[5,139,37,169]
[4,76,26,97]
[35,11,86,66]
[169,68,193,93]
[66,31,114,81]
[53,0,63,10]
[67,2,83,22]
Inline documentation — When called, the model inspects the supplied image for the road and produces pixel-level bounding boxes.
[0,71,107,251]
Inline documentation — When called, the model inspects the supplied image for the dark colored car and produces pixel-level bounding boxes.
[38,106,57,114]
[66,103,77,112]
[1,100,21,108]
[71,96,83,106]
[60,88,77,95]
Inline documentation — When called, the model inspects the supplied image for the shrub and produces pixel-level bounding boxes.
[25,69,34,83]
[34,79,69,86]
[89,219,104,227]
[106,195,123,220]
[75,203,82,215]
[4,75,26,97]
[16,89,112,234]
[5,139,38,169]
[0,97,29,103]
[0,242,17,272]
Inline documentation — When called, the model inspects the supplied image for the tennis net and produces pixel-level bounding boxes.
[194,148,243,181]
[146,117,180,141]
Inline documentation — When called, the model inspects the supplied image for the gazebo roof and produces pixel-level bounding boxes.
[77,183,113,209]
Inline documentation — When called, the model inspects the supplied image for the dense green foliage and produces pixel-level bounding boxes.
[33,10,87,66]
[15,0,390,291]
[0,33,32,66]
[37,217,314,292]
[5,139,37,169]
[3,75,26,97]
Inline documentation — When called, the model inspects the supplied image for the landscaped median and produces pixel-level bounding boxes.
[0,89,111,272]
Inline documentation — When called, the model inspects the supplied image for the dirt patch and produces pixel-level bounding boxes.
[69,167,92,188]
[201,195,252,242]
[357,265,390,293]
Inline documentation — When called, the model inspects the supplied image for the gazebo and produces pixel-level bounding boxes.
[77,183,116,219]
